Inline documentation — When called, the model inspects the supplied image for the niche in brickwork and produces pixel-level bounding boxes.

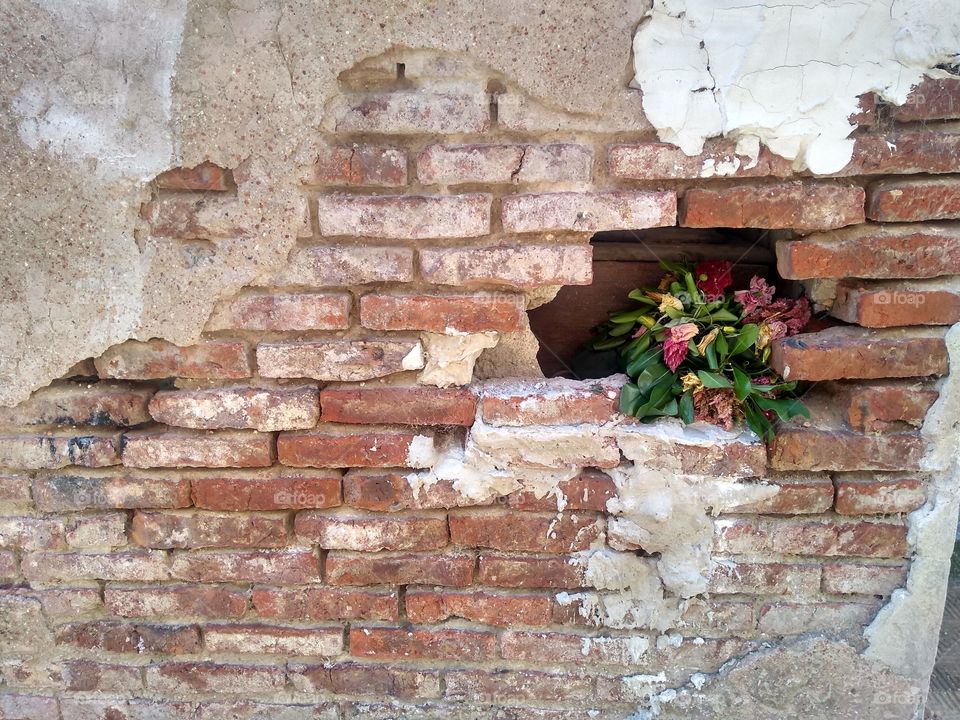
[528,227,778,378]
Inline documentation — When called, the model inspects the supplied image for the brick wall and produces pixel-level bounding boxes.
[0,57,958,719]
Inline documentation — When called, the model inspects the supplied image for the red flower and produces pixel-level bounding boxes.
[694,260,733,298]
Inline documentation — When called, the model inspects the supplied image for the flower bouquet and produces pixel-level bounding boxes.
[584,260,811,440]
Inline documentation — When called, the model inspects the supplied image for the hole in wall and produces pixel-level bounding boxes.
[527,227,777,378]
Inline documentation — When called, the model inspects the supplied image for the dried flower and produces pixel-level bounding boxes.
[735,276,776,316]
[657,294,684,313]
[658,273,677,291]
[663,323,698,372]
[693,387,742,430]
[757,320,788,350]
[694,260,733,297]
[696,327,719,355]
[681,372,703,393]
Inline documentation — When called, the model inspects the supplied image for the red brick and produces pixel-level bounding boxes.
[481,377,623,426]
[418,143,592,184]
[105,584,248,618]
[450,510,603,552]
[334,90,490,134]
[445,669,592,703]
[419,244,593,288]
[0,430,121,469]
[0,381,154,426]
[507,470,616,512]
[141,194,248,239]
[832,281,960,328]
[405,589,553,627]
[360,292,525,334]
[0,473,31,506]
[478,553,585,589]
[123,429,274,468]
[714,518,908,558]
[867,177,960,222]
[769,426,926,472]
[191,469,342,510]
[61,659,143,693]
[56,620,201,654]
[156,162,233,191]
[325,551,474,586]
[850,93,878,125]
[343,471,491,512]
[95,340,251,380]
[131,510,287,549]
[293,661,442,699]
[323,384,476,427]
[302,144,407,186]
[257,339,423,382]
[841,130,960,176]
[822,563,908,595]
[295,512,448,551]
[170,549,320,584]
[34,471,191,511]
[146,662,286,694]
[839,381,939,431]
[278,425,434,468]
[149,385,319,431]
[891,77,960,121]
[252,586,398,621]
[608,141,793,180]
[770,327,948,381]
[777,222,960,280]
[205,291,351,332]
[681,183,864,231]
[58,698,339,719]
[22,550,170,582]
[350,626,496,661]
[835,476,926,515]
[502,190,676,233]
[717,474,835,515]
[757,601,876,635]
[205,623,343,656]
[317,193,490,239]
[273,245,414,285]
[709,561,820,595]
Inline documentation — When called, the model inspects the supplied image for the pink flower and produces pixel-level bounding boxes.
[632,326,648,339]
[663,323,698,372]
[735,276,776,317]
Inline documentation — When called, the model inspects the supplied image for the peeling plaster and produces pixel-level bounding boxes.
[632,0,960,173]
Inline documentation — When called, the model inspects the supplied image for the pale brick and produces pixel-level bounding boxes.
[274,245,414,286]
[205,292,351,332]
[122,429,274,468]
[257,339,423,381]
[502,191,676,233]
[317,193,490,239]
[419,244,592,288]
[149,385,320,431]
[334,91,490,134]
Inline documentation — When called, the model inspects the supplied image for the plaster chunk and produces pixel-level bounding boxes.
[418,332,499,388]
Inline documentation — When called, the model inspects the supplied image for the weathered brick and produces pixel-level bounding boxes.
[0,430,121,469]
[0,381,153,426]
[342,470,486,512]
[278,425,435,468]
[478,553,585,589]
[842,130,960,175]
[777,222,960,280]
[205,292,351,332]
[470,422,621,469]
[295,512,448,552]
[302,145,407,186]
[406,589,553,627]
[19,587,103,618]
[891,77,960,121]
[146,661,286,694]
[131,510,287,549]
[615,423,767,477]
[419,244,593,288]
[106,584,248,619]
[481,376,623,426]
[149,385,320,431]
[867,177,960,222]
[63,513,127,549]
[56,620,201,654]
[714,474,835,515]
[839,381,940,431]
[257,339,423,382]
[681,183,865,231]
[273,245,415,286]
[95,340,251,380]
[322,384,476,427]
[325,551,474,586]
[835,475,927,515]
[317,193,490,239]
[769,426,926,472]
[832,280,960,327]
[417,143,592,184]
[205,623,344,656]
[0,515,65,550]
[507,470,617,512]
[501,630,653,667]
[609,141,792,180]
[450,510,603,552]
[0,473,31,506]
[170,549,320,584]
[141,194,248,239]
[350,626,496,661]
[292,661,442,699]
[822,563,908,595]
[770,327,948,381]
[445,668,593,703]
[252,586,398,621]
[714,518,909,558]
[123,429,274,468]
[709,561,820,595]
[360,292,525,334]
[191,469,342,510]
[61,659,144,693]
[58,698,337,720]
[0,550,17,581]
[22,550,170,582]
[33,471,191,510]
[156,162,233,191]
[0,694,59,718]
[679,599,755,633]
[757,601,876,635]
[502,190,676,233]
[334,91,490,134]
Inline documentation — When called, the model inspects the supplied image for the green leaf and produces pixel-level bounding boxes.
[679,391,695,424]
[625,347,664,378]
[753,395,810,421]
[697,370,733,389]
[591,336,627,351]
[609,308,651,323]
[608,321,636,337]
[729,323,760,356]
[744,402,774,442]
[621,333,652,364]
[634,362,672,394]
[708,309,740,323]
[732,367,752,402]
[619,382,643,415]
[706,340,719,370]
[684,272,701,305]
[646,398,679,417]
[626,290,658,305]
[715,331,729,360]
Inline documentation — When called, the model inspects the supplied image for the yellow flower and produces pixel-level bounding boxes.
[757,323,774,350]
[696,327,719,355]
[657,294,684,313]
[681,371,703,394]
